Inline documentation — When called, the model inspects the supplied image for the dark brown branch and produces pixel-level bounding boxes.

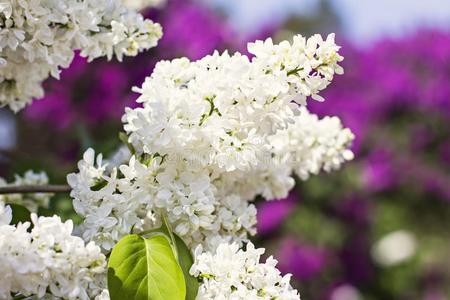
[0,185,71,194]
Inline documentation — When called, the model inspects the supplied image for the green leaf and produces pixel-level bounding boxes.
[139,219,199,300]
[9,204,31,225]
[173,234,199,300]
[157,215,199,300]
[108,234,186,300]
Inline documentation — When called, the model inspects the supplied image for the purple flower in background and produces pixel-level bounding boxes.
[256,193,296,235]
[156,0,234,60]
[83,64,131,123]
[339,235,374,285]
[310,30,450,151]
[438,141,450,166]
[277,238,329,281]
[362,148,397,192]
[334,196,371,228]
[24,91,74,130]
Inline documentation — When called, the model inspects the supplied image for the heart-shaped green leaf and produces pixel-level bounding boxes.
[137,216,199,300]
[173,233,199,300]
[108,233,186,300]
[150,216,199,300]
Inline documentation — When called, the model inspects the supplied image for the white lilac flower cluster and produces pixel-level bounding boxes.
[190,242,301,300]
[0,170,52,212]
[0,0,163,112]
[215,107,354,202]
[269,107,355,182]
[0,201,107,300]
[68,148,257,251]
[68,34,352,252]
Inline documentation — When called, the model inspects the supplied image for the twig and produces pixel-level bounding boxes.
[0,185,71,194]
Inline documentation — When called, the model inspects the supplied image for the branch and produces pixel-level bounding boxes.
[0,185,71,194]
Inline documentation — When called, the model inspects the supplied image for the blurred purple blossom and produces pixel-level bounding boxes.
[310,31,450,153]
[361,148,398,192]
[256,193,296,235]
[277,238,329,281]
[339,235,374,285]
[156,0,234,60]
[438,141,450,165]
[334,196,371,228]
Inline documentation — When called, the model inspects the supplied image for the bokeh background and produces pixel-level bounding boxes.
[1,1,450,299]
